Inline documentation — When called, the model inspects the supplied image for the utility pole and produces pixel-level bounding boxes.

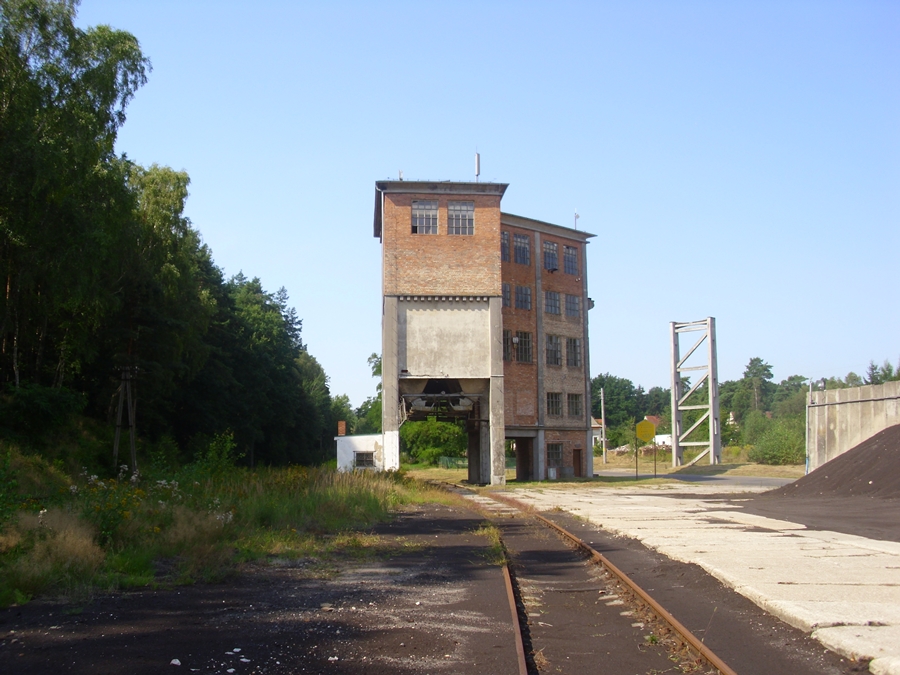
[600,386,608,464]
[113,365,138,473]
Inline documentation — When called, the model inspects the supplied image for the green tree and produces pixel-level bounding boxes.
[355,353,382,434]
[0,0,149,388]
[399,417,465,465]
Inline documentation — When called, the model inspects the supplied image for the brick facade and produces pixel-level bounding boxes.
[381,190,502,297]
[375,181,594,480]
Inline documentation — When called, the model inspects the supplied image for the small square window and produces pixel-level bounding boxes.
[412,200,438,234]
[543,241,559,271]
[567,394,583,418]
[515,285,532,310]
[502,283,511,308]
[448,201,474,235]
[566,337,582,367]
[565,294,580,317]
[546,335,562,366]
[545,291,560,315]
[564,246,578,275]
[515,331,532,363]
[354,451,375,468]
[514,234,531,265]
[546,442,562,468]
[501,232,510,262]
[547,393,562,416]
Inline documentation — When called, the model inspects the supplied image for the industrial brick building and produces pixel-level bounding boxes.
[373,180,594,484]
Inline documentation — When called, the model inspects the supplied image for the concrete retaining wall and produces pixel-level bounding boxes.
[807,380,900,471]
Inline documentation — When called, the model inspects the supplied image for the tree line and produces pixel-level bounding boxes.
[0,0,350,468]
[591,355,899,463]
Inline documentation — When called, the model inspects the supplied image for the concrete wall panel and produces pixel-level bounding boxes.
[807,381,900,471]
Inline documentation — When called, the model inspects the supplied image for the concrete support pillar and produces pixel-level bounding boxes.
[468,429,481,484]
[536,428,546,481]
[489,297,506,485]
[382,296,400,470]
[480,420,491,483]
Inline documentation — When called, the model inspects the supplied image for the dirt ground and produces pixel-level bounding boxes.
[0,503,520,675]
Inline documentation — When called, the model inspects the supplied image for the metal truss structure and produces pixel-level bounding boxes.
[670,318,721,466]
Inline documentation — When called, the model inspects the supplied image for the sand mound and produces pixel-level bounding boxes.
[767,423,900,499]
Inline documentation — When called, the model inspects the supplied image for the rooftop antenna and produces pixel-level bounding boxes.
[399,170,403,181]
[475,152,480,182]
[574,209,580,230]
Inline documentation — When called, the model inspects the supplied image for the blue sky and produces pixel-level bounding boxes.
[76,1,899,407]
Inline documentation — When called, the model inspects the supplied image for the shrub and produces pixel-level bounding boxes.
[400,418,465,465]
[0,384,85,437]
[748,417,805,465]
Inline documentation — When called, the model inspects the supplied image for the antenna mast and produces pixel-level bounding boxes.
[475,152,480,182]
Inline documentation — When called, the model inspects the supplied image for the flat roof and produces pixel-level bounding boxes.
[501,212,596,241]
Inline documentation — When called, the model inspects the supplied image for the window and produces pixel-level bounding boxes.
[543,241,559,271]
[566,337,582,367]
[546,335,562,366]
[354,452,375,468]
[448,201,474,235]
[513,234,531,265]
[503,330,513,361]
[515,331,532,363]
[546,442,562,468]
[411,200,438,234]
[565,294,581,318]
[515,285,532,310]
[568,394,583,418]
[502,283,511,308]
[547,393,562,416]
[564,246,578,275]
[501,232,510,262]
[545,290,560,315]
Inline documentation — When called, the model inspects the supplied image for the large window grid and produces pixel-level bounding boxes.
[501,232,510,262]
[515,285,532,310]
[543,241,559,271]
[546,393,562,416]
[546,442,562,468]
[564,246,578,275]
[567,394,584,418]
[513,234,531,265]
[565,294,581,317]
[447,201,474,235]
[546,335,562,366]
[566,337,582,367]
[515,331,533,363]
[502,283,511,308]
[411,200,438,234]
[545,291,560,315]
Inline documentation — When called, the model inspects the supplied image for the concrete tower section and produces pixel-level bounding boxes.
[374,181,509,484]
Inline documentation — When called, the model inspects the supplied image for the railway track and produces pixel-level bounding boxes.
[448,484,738,675]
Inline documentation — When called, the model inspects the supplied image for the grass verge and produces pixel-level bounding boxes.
[0,446,444,607]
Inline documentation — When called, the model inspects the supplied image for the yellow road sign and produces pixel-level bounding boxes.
[636,420,656,443]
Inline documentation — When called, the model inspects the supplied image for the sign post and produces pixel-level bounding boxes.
[635,419,657,479]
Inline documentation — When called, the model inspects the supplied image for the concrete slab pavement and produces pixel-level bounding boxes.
[508,483,900,674]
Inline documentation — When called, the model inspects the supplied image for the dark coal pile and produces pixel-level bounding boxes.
[768,424,900,499]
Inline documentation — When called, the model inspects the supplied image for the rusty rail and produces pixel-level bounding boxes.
[490,492,738,675]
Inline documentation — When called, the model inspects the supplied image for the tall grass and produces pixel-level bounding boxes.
[0,441,433,607]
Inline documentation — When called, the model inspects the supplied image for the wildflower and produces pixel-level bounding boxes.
[69,485,79,494]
